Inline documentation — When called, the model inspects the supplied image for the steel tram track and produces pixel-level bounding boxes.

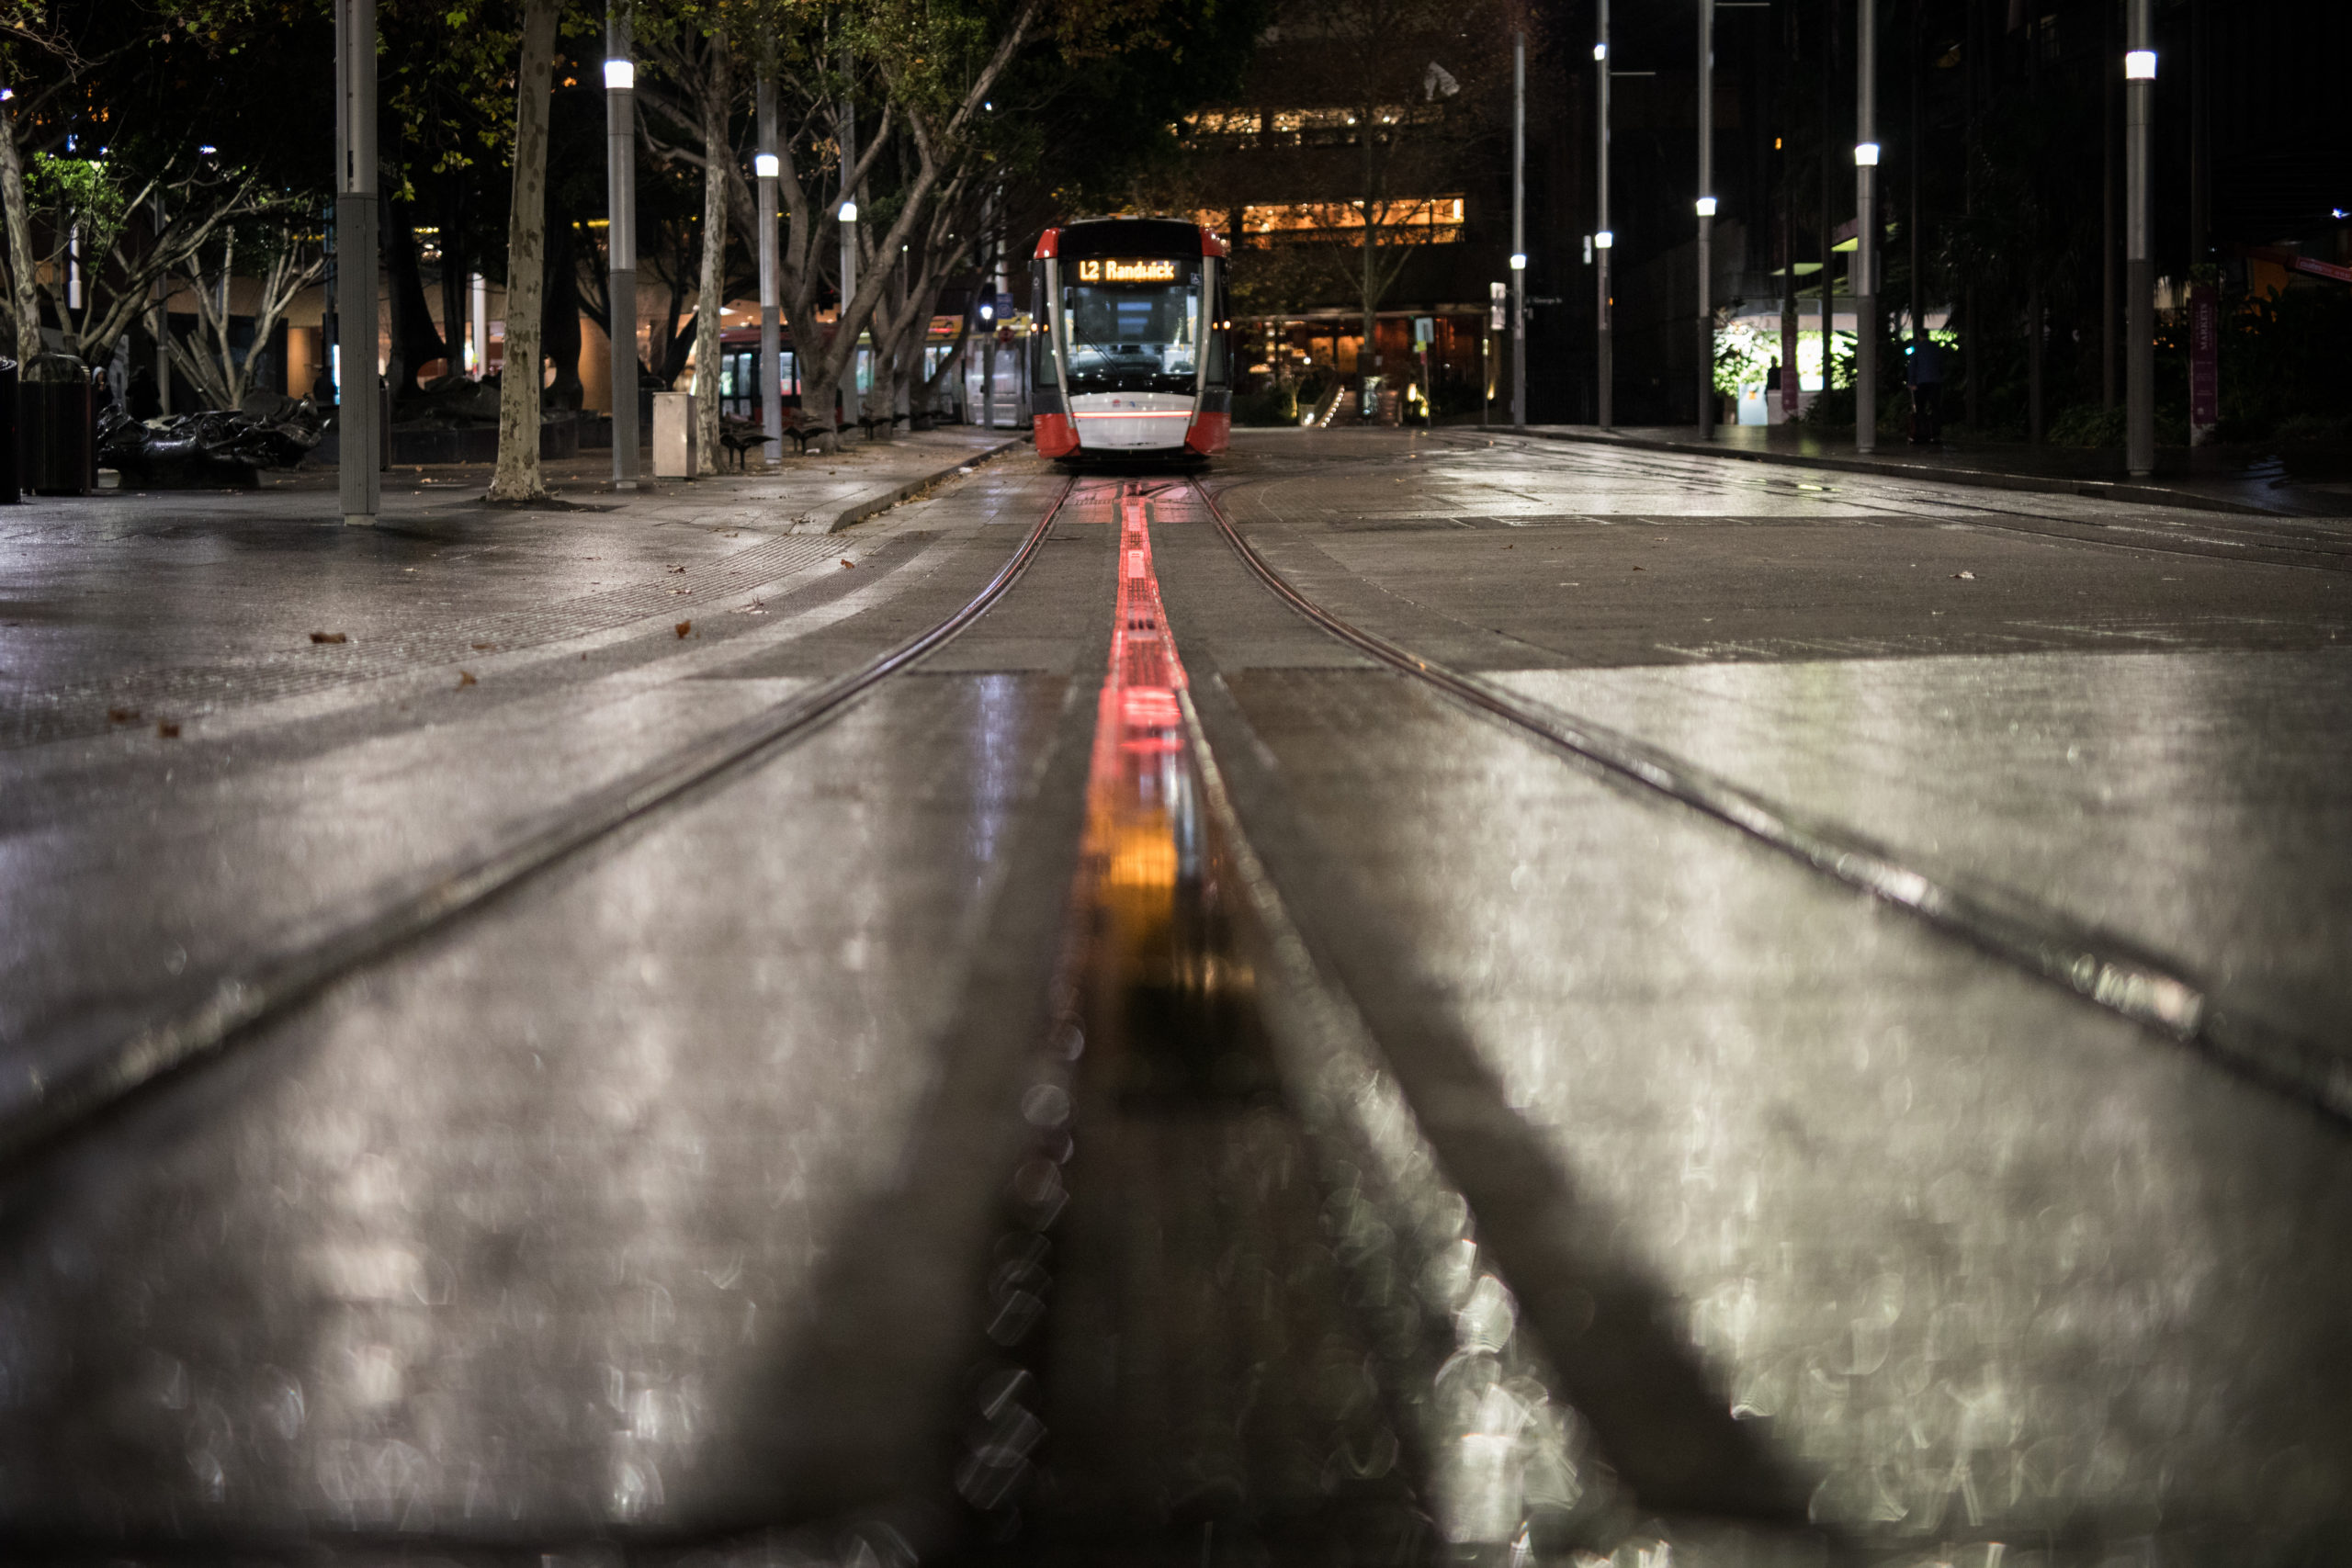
[1185,474,2352,1130]
[0,475,1079,1168]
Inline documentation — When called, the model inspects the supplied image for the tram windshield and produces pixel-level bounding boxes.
[1063,276,1199,393]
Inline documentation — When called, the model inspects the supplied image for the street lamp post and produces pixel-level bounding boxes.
[1511,29,1525,430]
[1696,0,1714,436]
[605,6,639,490]
[756,75,781,468]
[838,73,858,430]
[2125,3,2154,476]
[1594,8,1611,427]
[334,0,379,525]
[470,272,487,381]
[1854,0,1877,455]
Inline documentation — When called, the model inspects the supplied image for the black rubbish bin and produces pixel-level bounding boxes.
[0,359,17,502]
[19,373,93,496]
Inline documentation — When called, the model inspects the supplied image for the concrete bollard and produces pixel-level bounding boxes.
[652,390,696,478]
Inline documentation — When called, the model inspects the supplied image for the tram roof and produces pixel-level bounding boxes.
[1035,217,1225,261]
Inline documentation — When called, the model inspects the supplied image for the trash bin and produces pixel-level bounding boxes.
[20,372,93,496]
[652,390,696,477]
[0,359,17,502]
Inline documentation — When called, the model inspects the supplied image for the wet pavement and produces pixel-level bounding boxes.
[2,428,2348,1564]
[1524,423,2352,518]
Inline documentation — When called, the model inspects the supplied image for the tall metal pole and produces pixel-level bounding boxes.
[838,68,857,425]
[1853,0,1877,454]
[1594,9,1611,427]
[838,69,856,306]
[470,272,487,380]
[1818,0,1835,405]
[2125,0,2154,476]
[1907,0,1920,365]
[2101,0,2116,411]
[153,197,172,415]
[756,73,781,467]
[1696,0,1714,435]
[605,5,639,489]
[1510,30,1525,428]
[334,0,379,525]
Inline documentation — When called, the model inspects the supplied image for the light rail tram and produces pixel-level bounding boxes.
[1030,217,1233,464]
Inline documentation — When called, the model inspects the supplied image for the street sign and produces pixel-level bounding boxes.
[1489,281,1506,331]
[2188,283,2220,439]
[1413,316,1434,346]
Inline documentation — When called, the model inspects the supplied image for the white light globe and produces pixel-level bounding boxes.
[603,59,635,90]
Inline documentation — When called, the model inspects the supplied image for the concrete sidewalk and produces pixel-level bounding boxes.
[256,424,1025,533]
[2,428,1024,753]
[1516,422,2352,517]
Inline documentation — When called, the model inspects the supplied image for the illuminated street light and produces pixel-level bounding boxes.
[2126,0,2154,473]
[1696,196,1717,216]
[605,6,639,490]
[838,197,857,222]
[1510,252,1527,269]
[756,73,782,468]
[1592,42,1607,61]
[1853,0,1879,453]
[1593,230,1614,249]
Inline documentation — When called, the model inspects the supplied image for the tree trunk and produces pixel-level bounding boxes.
[2027,285,2043,444]
[0,107,55,378]
[386,192,446,399]
[693,34,732,476]
[543,213,583,410]
[1358,130,1377,415]
[441,180,468,377]
[488,0,560,502]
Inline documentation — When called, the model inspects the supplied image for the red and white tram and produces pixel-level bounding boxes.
[1030,217,1234,462]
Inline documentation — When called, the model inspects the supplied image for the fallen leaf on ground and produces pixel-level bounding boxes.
[471,642,498,651]
[674,620,693,638]
[732,601,765,615]
[458,670,478,687]
[1954,570,1975,580]
[155,721,180,739]
[107,706,140,723]
[840,558,856,570]
[310,631,347,644]
[1633,565,1644,570]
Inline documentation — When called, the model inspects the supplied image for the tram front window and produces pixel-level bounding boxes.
[1064,277,1198,393]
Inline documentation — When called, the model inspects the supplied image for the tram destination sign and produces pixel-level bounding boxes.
[1075,257,1181,284]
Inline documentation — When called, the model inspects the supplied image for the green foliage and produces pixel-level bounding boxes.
[1230,381,1297,424]
[25,152,131,252]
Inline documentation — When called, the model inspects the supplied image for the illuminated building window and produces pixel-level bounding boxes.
[1207,197,1467,247]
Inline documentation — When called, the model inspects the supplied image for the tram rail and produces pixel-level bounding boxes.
[1185,474,2352,1128]
[0,476,1079,1168]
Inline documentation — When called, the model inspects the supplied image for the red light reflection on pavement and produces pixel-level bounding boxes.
[1095,489,1189,770]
